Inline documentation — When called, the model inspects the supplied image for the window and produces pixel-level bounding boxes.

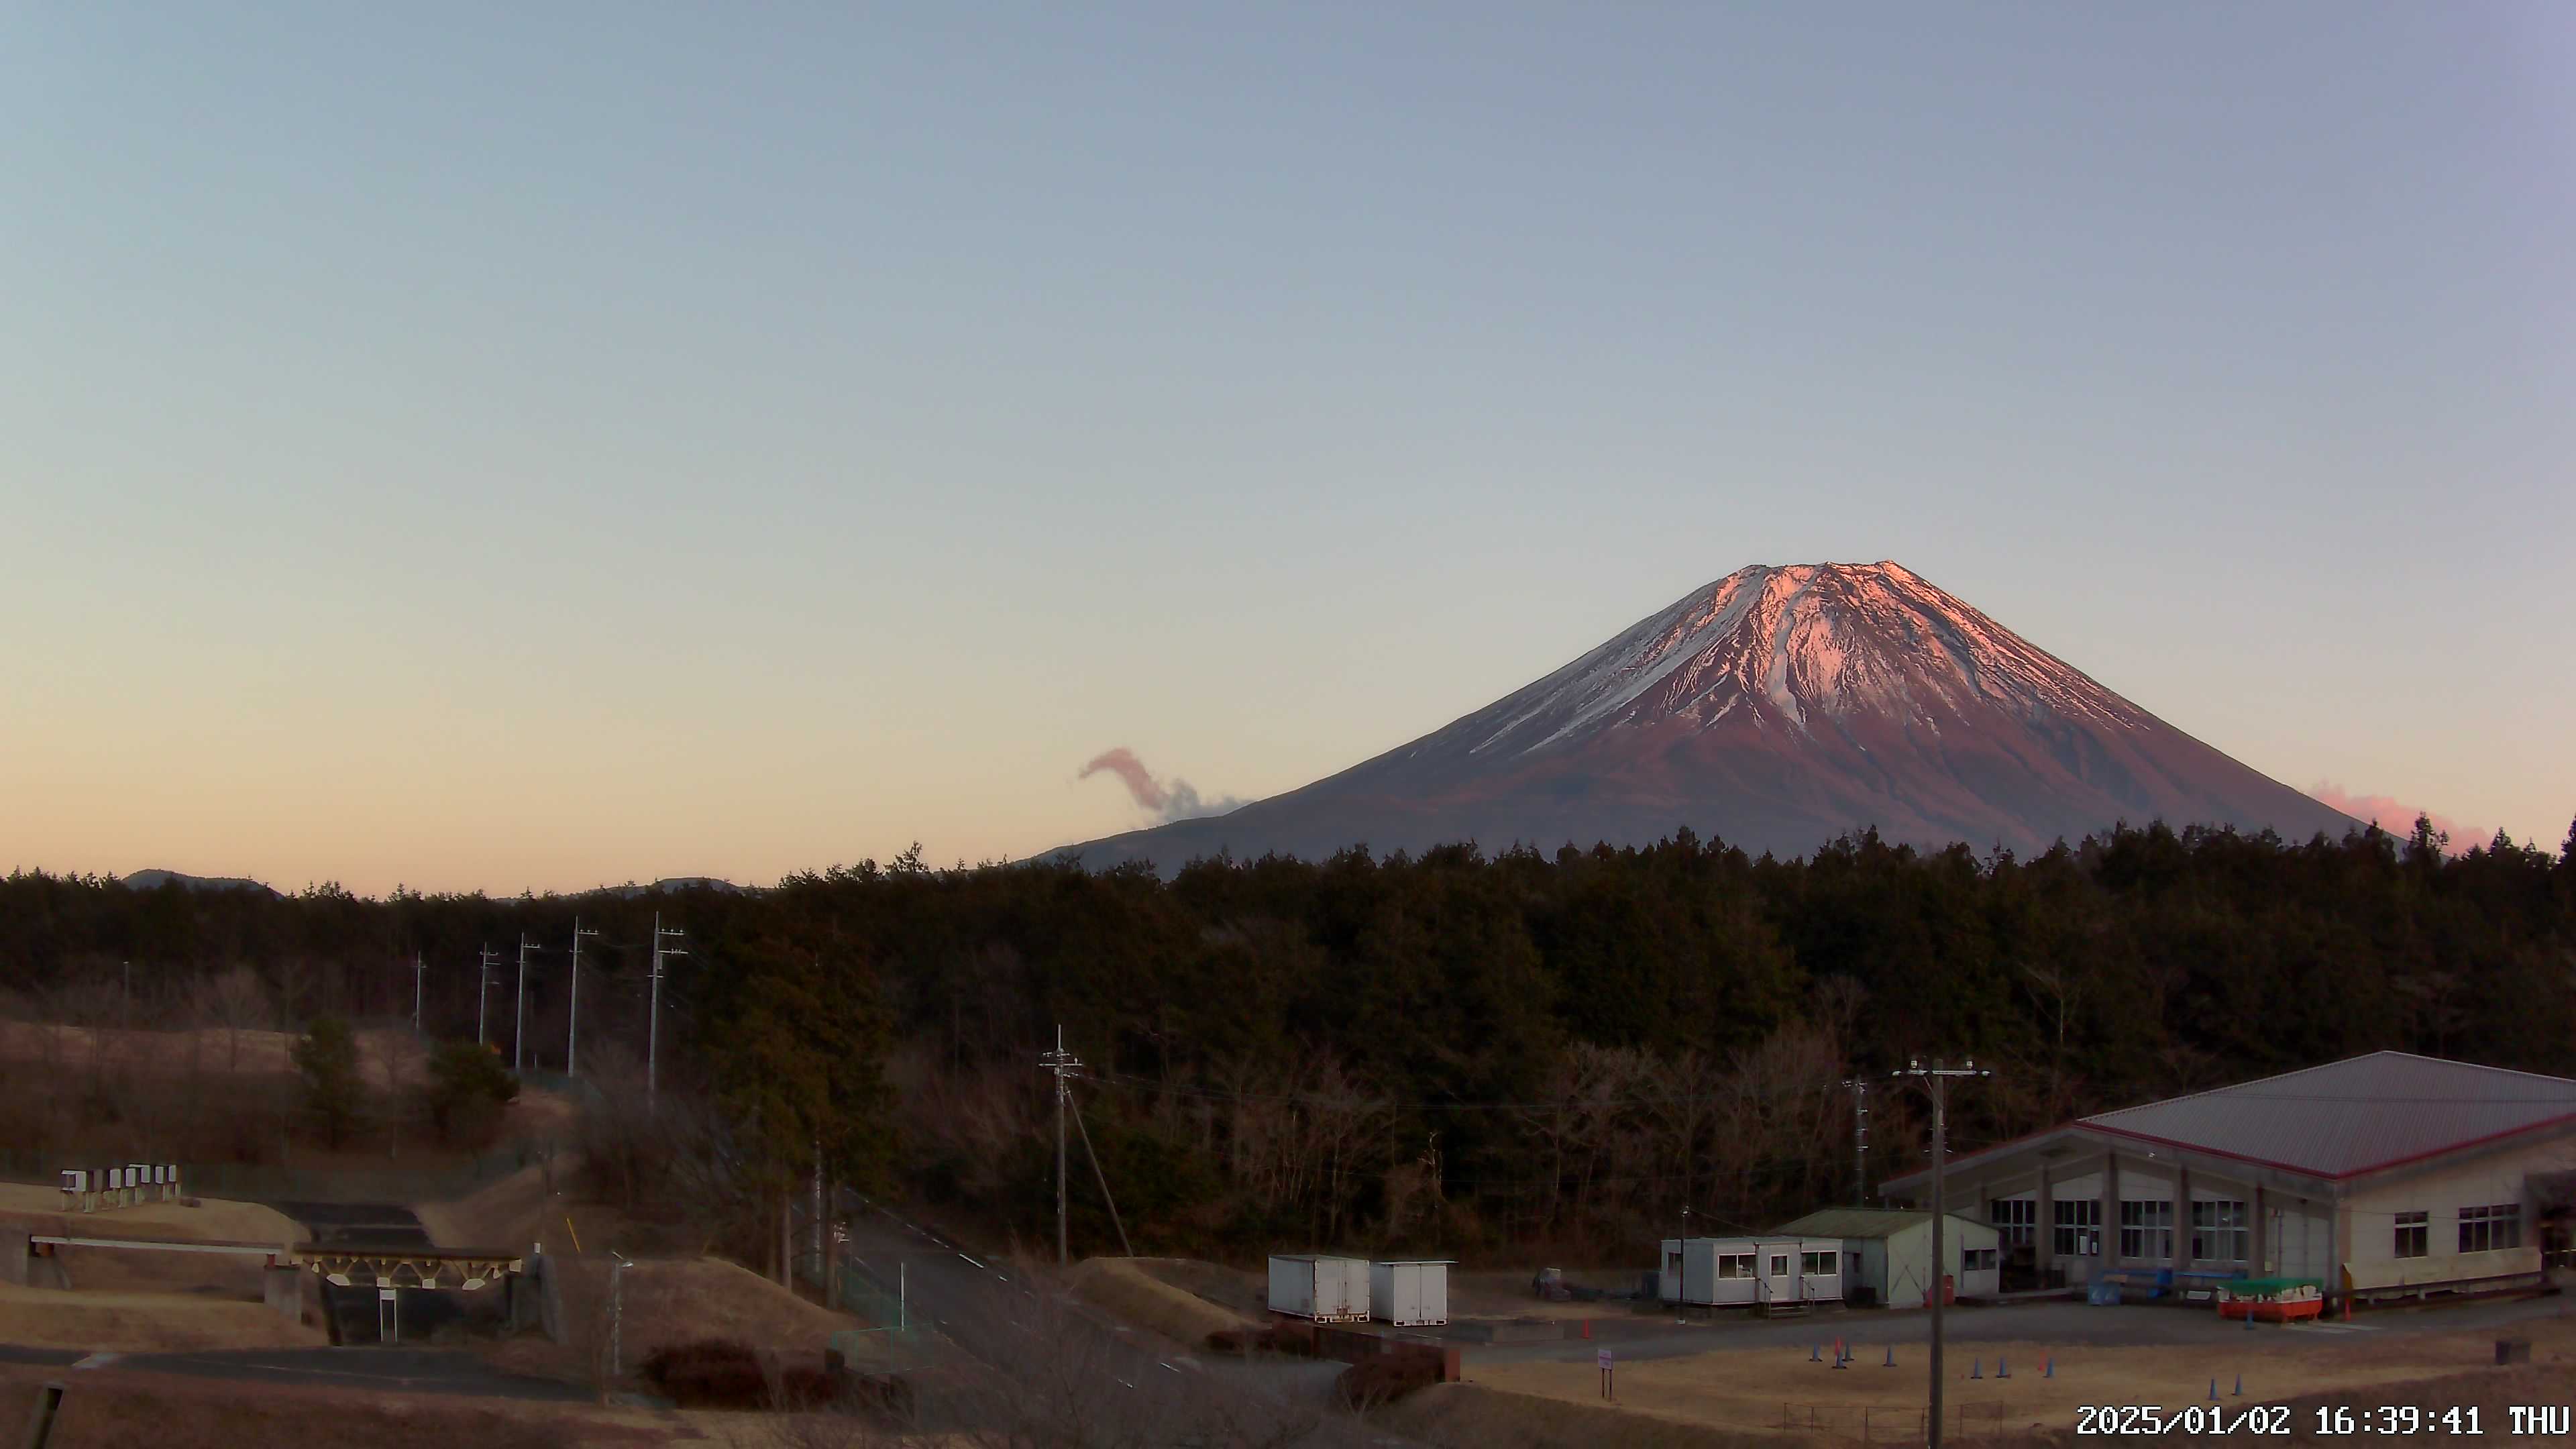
[1770,1254,1790,1278]
[1960,1247,1998,1271]
[1717,1253,1755,1279]
[2459,1205,2521,1253]
[2192,1201,2249,1263]
[1666,1250,1683,1276]
[2394,1210,2428,1258]
[2053,1199,2101,1256]
[1801,1251,1835,1275]
[2120,1201,2174,1260]
[1989,1198,2036,1247]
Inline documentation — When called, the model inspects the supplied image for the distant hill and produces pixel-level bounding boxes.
[121,869,278,896]
[1054,560,2361,873]
[578,877,755,899]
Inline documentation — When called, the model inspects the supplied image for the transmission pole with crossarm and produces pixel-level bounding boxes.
[1892,1057,1990,1449]
[514,934,539,1072]
[1038,1026,1083,1265]
[567,918,600,1078]
[476,945,500,1047]
[647,914,686,1108]
[1840,1076,1870,1207]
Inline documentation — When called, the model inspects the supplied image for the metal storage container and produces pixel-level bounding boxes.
[1368,1260,1451,1327]
[1267,1254,1371,1322]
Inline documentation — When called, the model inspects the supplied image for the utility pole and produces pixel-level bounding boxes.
[122,960,131,1031]
[477,945,500,1047]
[411,951,425,1036]
[1840,1077,1871,1207]
[567,918,600,1079]
[515,934,538,1073]
[1038,1026,1083,1266]
[647,914,686,1108]
[1892,1058,1990,1449]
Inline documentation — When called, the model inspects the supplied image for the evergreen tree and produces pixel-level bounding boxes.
[292,1014,365,1150]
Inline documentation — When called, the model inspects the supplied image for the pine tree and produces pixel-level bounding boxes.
[292,1015,365,1150]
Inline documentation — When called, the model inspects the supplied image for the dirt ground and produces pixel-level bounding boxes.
[1452,1267,1661,1321]
[1468,1311,2576,1442]
[1126,1258,1646,1326]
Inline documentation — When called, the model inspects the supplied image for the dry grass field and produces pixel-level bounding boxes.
[1465,1311,2576,1443]
[0,1020,427,1084]
[0,1183,302,1246]
[0,1283,324,1352]
[488,1254,864,1387]
[0,1184,301,1303]
[1073,1258,1256,1348]
[0,1365,737,1449]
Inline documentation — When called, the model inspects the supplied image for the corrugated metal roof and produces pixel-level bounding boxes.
[2080,1052,2576,1179]
[1772,1208,1990,1239]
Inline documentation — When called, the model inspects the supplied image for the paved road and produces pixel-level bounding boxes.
[270,1201,434,1249]
[1472,1291,2575,1368]
[835,1192,1407,1446]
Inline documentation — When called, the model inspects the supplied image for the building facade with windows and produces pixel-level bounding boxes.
[1879,1053,2573,1308]
[1772,1208,2000,1307]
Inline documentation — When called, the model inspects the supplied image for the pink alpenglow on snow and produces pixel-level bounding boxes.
[2306,784,2486,855]
[1055,561,2367,874]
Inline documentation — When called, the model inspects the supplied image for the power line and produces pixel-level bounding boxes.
[1891,1057,1992,1449]
[1087,1068,1851,1114]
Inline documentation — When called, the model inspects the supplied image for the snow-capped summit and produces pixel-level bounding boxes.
[1057,561,2359,872]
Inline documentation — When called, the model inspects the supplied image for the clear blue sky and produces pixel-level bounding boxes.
[6,3,2570,894]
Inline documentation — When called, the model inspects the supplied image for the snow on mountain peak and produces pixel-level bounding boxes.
[1462,561,2143,760]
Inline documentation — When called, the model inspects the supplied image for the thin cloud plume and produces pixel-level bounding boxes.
[1080,747,1244,823]
[2310,782,2486,854]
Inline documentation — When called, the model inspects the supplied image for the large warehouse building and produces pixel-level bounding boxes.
[1880,1052,2575,1309]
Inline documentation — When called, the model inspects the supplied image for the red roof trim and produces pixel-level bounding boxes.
[1992,1112,2576,1185]
[2330,1112,2576,1179]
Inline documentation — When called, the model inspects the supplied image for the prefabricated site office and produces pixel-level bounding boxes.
[1658,1235,1843,1309]
[1771,1208,1999,1307]
[1879,1053,2574,1309]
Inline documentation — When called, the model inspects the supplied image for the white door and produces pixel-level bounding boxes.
[1765,1250,1795,1304]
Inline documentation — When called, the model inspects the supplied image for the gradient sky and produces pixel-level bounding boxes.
[6,3,2571,896]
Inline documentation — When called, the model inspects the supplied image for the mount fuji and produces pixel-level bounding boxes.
[1056,561,2359,872]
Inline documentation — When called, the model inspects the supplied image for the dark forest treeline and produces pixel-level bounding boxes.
[5,816,2573,1262]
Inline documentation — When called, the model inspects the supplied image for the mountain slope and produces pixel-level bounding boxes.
[1056,561,2357,871]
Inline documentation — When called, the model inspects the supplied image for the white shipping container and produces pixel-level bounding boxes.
[1267,1254,1371,1322]
[1368,1260,1450,1327]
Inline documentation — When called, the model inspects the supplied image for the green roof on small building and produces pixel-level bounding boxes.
[1772,1208,1995,1240]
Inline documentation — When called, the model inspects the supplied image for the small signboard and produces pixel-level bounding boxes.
[1597,1349,1612,1368]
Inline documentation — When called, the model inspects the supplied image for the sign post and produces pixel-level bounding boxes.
[1598,1347,1614,1400]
